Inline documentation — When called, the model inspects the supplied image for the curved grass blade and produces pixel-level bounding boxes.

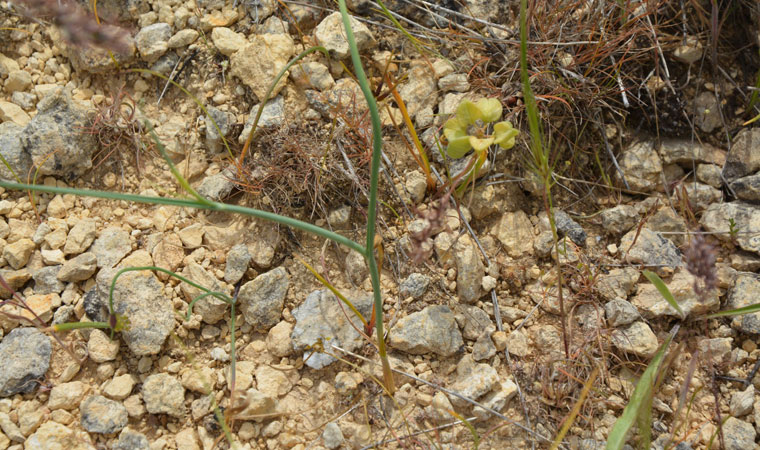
[606,324,679,450]
[702,303,760,319]
[641,270,684,319]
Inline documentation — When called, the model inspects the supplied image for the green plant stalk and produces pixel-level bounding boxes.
[50,321,111,332]
[337,0,394,393]
[0,182,365,255]
[520,0,569,359]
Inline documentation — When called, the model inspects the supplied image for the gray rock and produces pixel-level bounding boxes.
[455,305,493,341]
[205,106,235,154]
[306,78,369,118]
[697,163,723,188]
[697,338,733,365]
[0,122,29,181]
[682,182,722,211]
[472,332,497,361]
[238,267,289,332]
[149,51,179,76]
[80,395,128,434]
[495,210,534,257]
[618,140,663,192]
[142,373,185,417]
[96,268,174,355]
[196,167,236,201]
[238,96,285,144]
[692,92,722,133]
[723,417,756,450]
[730,385,754,417]
[725,273,760,334]
[52,305,75,326]
[389,305,463,356]
[57,252,97,282]
[605,298,640,327]
[659,139,726,166]
[33,265,65,294]
[230,34,295,100]
[398,63,437,117]
[345,249,367,285]
[322,422,344,450]
[0,327,51,397]
[631,269,719,319]
[291,289,373,369]
[314,12,374,60]
[449,361,498,408]
[454,234,483,303]
[11,91,37,110]
[619,228,681,272]
[90,228,132,268]
[399,273,429,299]
[66,37,136,74]
[21,89,97,181]
[180,261,229,324]
[723,128,760,182]
[600,205,639,235]
[472,379,518,420]
[134,23,171,63]
[730,173,760,203]
[114,428,149,450]
[701,202,760,255]
[327,205,351,227]
[224,243,251,284]
[611,321,659,358]
[552,209,586,246]
[63,219,97,255]
[648,206,688,247]
[596,268,640,301]
[289,62,334,91]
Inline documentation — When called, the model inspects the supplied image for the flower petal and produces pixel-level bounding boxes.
[469,136,494,152]
[493,121,519,149]
[446,136,472,158]
[476,98,503,123]
[455,99,481,125]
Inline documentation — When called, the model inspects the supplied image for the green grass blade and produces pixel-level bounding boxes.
[641,270,684,318]
[702,303,760,319]
[0,181,365,255]
[606,325,679,450]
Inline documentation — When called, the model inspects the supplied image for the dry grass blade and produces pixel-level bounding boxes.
[550,366,599,450]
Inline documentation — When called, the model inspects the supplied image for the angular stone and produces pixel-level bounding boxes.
[90,228,131,268]
[180,261,229,325]
[57,252,97,282]
[619,228,681,273]
[723,128,760,182]
[389,305,463,356]
[611,321,659,358]
[81,395,128,434]
[701,202,760,256]
[600,294,639,325]
[230,34,295,100]
[314,12,374,60]
[618,140,662,192]
[454,234,483,303]
[96,268,174,355]
[0,327,51,397]
[238,266,289,332]
[495,210,534,258]
[142,373,185,417]
[21,89,97,180]
[63,219,97,255]
[725,273,760,334]
[291,289,373,369]
[631,269,719,319]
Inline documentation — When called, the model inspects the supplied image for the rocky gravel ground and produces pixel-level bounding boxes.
[1,0,760,449]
